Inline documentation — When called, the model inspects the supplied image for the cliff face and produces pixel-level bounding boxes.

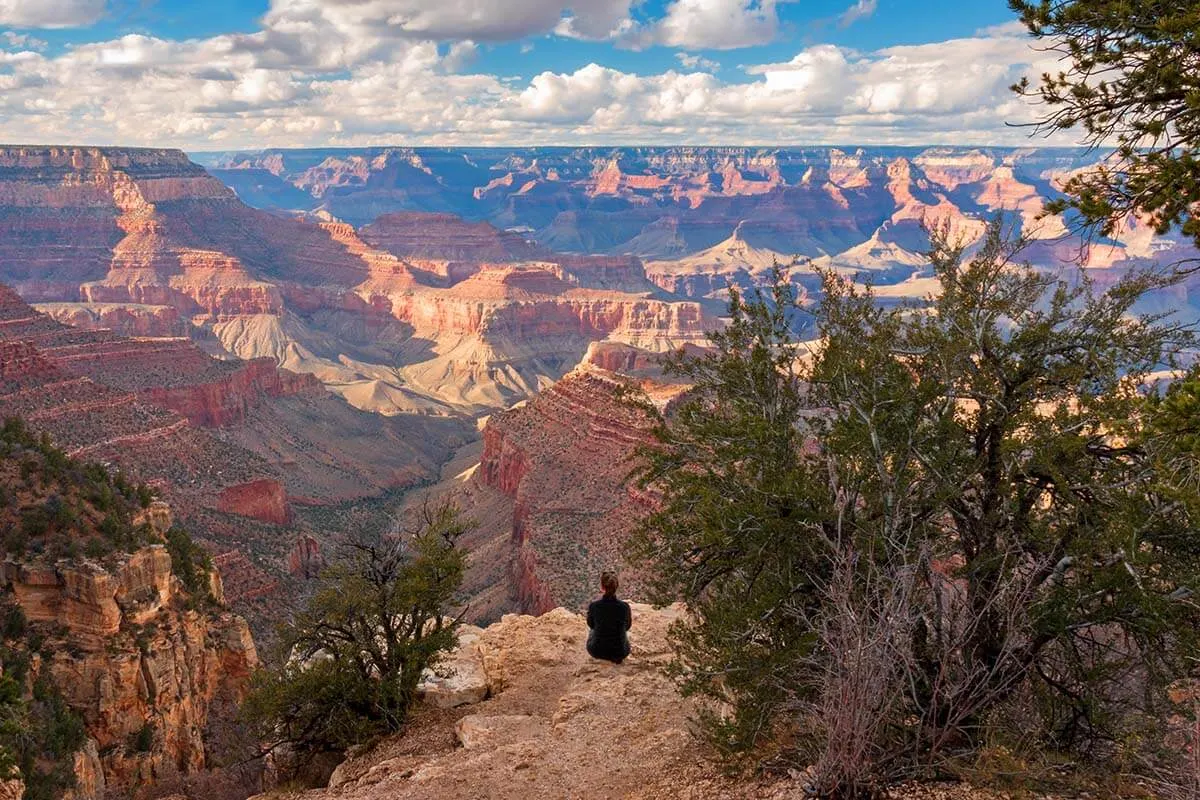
[216,478,292,525]
[346,264,713,416]
[0,147,231,299]
[0,423,259,799]
[0,282,284,507]
[140,357,322,428]
[416,361,685,621]
[478,368,668,614]
[33,302,189,338]
[3,545,258,796]
[360,212,544,263]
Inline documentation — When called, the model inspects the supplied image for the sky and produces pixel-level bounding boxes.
[0,0,1081,150]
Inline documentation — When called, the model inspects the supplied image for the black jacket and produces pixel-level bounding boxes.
[586,594,632,663]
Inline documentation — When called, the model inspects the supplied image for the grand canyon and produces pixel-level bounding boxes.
[2,0,1197,795]
[0,140,1196,799]
[6,142,1195,618]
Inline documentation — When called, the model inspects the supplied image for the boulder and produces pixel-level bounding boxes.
[417,626,489,708]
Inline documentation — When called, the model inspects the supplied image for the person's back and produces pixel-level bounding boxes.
[587,571,631,664]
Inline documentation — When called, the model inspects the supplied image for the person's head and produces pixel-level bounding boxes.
[600,571,619,598]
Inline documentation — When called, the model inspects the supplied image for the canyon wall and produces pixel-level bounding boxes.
[418,357,685,621]
[0,146,718,419]
[200,145,1200,312]
[0,279,465,628]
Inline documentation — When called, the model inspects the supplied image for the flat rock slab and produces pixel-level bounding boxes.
[454,714,549,750]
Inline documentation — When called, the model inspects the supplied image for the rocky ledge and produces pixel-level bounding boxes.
[266,603,728,800]
[262,605,1065,800]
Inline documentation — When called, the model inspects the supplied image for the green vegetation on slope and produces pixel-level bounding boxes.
[0,416,157,561]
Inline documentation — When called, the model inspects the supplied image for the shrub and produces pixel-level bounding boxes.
[242,500,468,767]
[129,723,155,753]
[19,508,50,538]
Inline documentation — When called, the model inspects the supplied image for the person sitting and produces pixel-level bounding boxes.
[586,570,632,664]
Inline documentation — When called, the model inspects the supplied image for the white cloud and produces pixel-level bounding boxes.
[442,40,479,72]
[0,12,1080,149]
[676,52,720,71]
[1,30,46,49]
[626,0,794,50]
[974,21,1028,38]
[0,0,105,28]
[838,0,876,28]
[260,0,636,47]
[555,0,640,40]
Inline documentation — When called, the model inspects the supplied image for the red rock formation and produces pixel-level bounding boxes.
[0,146,718,422]
[430,366,679,619]
[216,478,292,525]
[0,145,372,309]
[0,147,228,299]
[479,425,530,496]
[210,551,281,605]
[286,534,324,579]
[361,212,543,264]
[141,357,322,428]
[204,145,1189,275]
[0,339,59,385]
[913,148,998,190]
[33,302,189,338]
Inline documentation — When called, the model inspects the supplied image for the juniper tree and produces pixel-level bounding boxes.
[634,218,1200,794]
[1011,0,1200,252]
[242,500,468,763]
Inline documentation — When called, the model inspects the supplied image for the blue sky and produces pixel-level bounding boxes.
[0,1,1067,149]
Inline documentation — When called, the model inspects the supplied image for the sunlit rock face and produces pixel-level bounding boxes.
[0,486,258,798]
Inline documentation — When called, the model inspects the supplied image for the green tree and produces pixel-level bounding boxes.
[243,500,469,764]
[165,526,214,602]
[1010,0,1200,250]
[635,218,1200,794]
[631,268,823,756]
